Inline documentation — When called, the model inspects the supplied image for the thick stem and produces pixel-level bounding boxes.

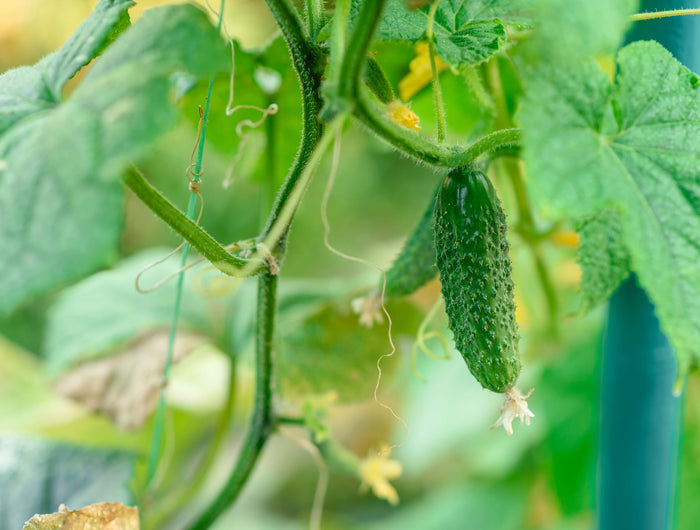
[190,272,277,529]
[336,0,387,101]
[123,168,253,276]
[261,0,324,239]
[305,0,324,39]
[631,7,700,20]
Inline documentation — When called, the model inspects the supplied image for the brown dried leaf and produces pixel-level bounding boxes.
[54,330,204,430]
[23,502,138,529]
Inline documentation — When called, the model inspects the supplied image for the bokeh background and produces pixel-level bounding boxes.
[1,1,700,529]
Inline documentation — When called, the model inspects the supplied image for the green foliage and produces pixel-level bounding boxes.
[521,40,700,374]
[434,167,520,393]
[0,3,229,315]
[529,0,637,61]
[577,208,630,314]
[43,250,212,376]
[277,298,422,402]
[374,0,524,70]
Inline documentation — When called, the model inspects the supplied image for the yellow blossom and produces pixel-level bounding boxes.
[398,42,448,101]
[358,445,403,505]
[386,100,421,132]
[549,230,580,248]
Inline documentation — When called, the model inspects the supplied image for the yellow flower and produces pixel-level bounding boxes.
[358,445,403,505]
[398,42,448,101]
[386,101,421,132]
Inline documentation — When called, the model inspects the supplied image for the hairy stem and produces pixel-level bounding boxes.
[305,0,324,39]
[355,88,521,165]
[631,8,700,20]
[190,272,278,528]
[336,0,387,101]
[123,168,254,276]
[261,0,324,240]
[426,0,447,142]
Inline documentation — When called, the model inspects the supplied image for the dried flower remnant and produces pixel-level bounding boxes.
[491,387,535,435]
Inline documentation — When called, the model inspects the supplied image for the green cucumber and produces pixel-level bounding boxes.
[434,166,520,393]
[383,185,439,299]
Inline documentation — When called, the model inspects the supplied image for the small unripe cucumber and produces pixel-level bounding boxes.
[434,166,520,393]
[383,185,439,298]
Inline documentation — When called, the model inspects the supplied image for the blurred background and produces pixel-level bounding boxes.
[1,1,700,529]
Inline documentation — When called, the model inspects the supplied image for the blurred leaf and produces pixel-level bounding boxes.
[0,4,229,315]
[277,298,423,402]
[0,436,135,529]
[23,502,138,530]
[360,482,527,530]
[181,37,301,190]
[44,249,212,376]
[529,0,637,62]
[0,0,133,134]
[54,330,205,430]
[577,208,630,314]
[520,41,700,374]
[0,335,146,449]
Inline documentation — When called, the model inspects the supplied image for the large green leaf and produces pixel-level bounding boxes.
[520,41,700,374]
[0,0,133,135]
[0,4,229,315]
[43,250,212,376]
[374,0,529,70]
[576,208,630,313]
[529,0,637,61]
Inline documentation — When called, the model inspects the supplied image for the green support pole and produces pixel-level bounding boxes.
[598,3,699,528]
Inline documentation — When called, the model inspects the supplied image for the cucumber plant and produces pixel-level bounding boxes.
[1,0,700,528]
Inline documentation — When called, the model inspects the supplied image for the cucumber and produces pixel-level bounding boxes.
[383,184,439,298]
[434,166,520,393]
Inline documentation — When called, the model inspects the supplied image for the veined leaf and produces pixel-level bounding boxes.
[374,0,531,70]
[0,4,229,315]
[520,41,700,374]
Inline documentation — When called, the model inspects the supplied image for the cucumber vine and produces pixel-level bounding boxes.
[2,0,700,528]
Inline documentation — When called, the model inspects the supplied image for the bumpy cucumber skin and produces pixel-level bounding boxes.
[383,185,438,298]
[434,167,520,393]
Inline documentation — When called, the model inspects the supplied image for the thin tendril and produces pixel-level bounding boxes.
[279,427,329,530]
[320,131,409,450]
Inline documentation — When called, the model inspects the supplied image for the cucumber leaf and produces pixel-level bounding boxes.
[43,250,212,376]
[529,0,637,61]
[0,0,133,135]
[576,208,631,314]
[374,0,529,70]
[520,41,700,374]
[0,4,229,315]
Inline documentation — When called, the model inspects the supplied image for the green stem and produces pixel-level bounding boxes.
[123,168,253,276]
[354,88,521,165]
[426,0,447,142]
[143,358,237,529]
[261,0,324,240]
[144,0,227,487]
[336,0,386,101]
[261,93,277,229]
[190,272,278,529]
[630,8,700,20]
